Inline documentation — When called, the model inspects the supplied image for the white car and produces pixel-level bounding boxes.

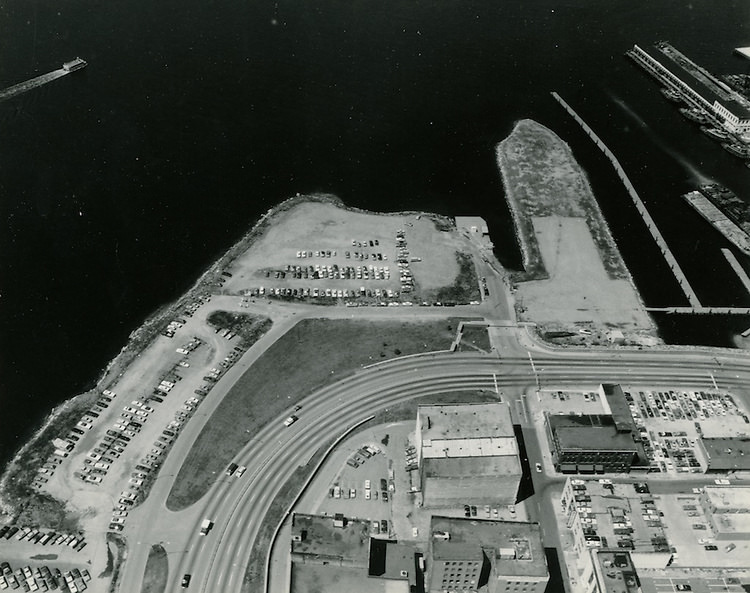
[179,361,190,368]
[283,415,298,427]
[236,465,247,477]
[110,517,126,525]
[535,463,542,473]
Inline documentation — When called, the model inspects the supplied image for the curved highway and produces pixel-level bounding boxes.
[117,346,750,593]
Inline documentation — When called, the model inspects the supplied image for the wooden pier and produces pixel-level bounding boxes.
[646,307,750,315]
[552,91,702,308]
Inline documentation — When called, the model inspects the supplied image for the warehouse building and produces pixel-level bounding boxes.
[416,403,521,506]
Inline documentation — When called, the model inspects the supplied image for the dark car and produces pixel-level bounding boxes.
[470,506,477,517]
[380,520,388,533]
[181,574,191,588]
[464,505,471,517]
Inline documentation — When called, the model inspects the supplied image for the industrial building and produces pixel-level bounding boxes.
[416,403,521,506]
[428,516,548,593]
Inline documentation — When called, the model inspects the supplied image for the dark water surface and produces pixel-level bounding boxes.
[1,0,749,468]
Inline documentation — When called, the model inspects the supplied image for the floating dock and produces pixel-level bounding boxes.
[552,91,702,309]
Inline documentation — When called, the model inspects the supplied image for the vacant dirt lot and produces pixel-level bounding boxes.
[517,217,653,328]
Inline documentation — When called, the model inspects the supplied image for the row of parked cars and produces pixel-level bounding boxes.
[33,390,120,491]
[0,562,90,592]
[0,526,86,553]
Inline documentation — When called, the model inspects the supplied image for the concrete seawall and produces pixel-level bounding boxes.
[551,91,702,308]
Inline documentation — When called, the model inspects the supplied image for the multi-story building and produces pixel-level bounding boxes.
[428,516,548,593]
[416,403,521,506]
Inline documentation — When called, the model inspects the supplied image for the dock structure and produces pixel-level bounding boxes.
[551,91,702,309]
[646,307,750,315]
[722,248,750,296]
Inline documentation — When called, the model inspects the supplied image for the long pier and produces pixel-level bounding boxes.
[551,91,702,308]
[646,307,750,315]
[722,248,750,295]
[0,68,69,103]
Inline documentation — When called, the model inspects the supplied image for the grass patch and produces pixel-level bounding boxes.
[240,389,498,593]
[141,544,168,593]
[457,325,492,353]
[166,318,468,510]
[205,311,272,346]
[103,532,127,593]
[429,252,481,304]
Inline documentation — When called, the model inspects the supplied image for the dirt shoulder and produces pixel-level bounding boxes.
[496,119,659,347]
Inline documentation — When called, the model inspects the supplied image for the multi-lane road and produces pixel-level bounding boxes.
[111,330,750,593]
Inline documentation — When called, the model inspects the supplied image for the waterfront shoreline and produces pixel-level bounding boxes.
[0,192,460,521]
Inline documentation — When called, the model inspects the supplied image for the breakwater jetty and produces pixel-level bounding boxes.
[0,59,86,103]
[722,248,750,297]
[551,91,702,308]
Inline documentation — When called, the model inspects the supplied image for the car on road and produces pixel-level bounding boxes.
[535,463,542,473]
[236,466,247,477]
[283,415,298,427]
[181,574,191,588]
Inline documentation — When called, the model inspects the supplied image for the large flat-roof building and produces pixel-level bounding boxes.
[697,437,750,473]
[428,516,548,593]
[700,486,750,540]
[416,403,521,506]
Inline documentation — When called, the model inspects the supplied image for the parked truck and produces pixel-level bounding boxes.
[200,519,214,536]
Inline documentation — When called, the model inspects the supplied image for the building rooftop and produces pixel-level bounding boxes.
[291,513,370,565]
[700,438,750,471]
[564,479,671,558]
[601,384,636,434]
[423,455,521,478]
[549,414,639,452]
[368,539,416,583]
[422,436,518,459]
[704,486,750,512]
[418,403,514,443]
[430,516,547,578]
[594,551,641,593]
[455,216,489,235]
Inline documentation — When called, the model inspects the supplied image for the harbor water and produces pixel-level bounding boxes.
[1,0,749,469]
